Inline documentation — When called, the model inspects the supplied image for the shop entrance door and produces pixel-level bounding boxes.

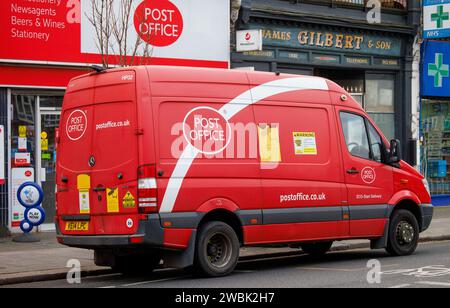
[38,111,61,230]
[10,93,63,232]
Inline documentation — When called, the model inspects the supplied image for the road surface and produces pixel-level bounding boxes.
[3,240,450,289]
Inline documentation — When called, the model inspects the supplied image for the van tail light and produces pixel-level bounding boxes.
[138,165,158,213]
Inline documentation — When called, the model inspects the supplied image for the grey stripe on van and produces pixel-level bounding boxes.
[257,205,391,225]
[157,205,391,228]
[262,207,343,225]
[348,205,391,221]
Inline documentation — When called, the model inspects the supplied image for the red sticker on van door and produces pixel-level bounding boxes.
[66,110,87,141]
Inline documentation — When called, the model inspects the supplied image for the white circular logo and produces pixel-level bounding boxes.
[126,218,134,229]
[26,208,43,224]
[182,106,232,155]
[22,221,31,230]
[66,109,87,141]
[361,167,376,184]
[20,186,40,206]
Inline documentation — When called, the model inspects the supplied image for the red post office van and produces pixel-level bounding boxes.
[56,66,433,277]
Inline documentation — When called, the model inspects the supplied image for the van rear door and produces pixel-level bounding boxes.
[57,70,140,235]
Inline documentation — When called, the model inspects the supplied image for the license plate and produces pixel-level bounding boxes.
[65,221,89,231]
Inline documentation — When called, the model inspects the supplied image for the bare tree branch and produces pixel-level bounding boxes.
[87,0,153,67]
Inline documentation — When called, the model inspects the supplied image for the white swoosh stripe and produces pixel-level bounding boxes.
[159,77,329,213]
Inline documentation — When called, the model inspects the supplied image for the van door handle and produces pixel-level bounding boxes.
[93,186,106,192]
[347,169,360,174]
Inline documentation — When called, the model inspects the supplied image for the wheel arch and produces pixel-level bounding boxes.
[197,209,244,244]
[391,199,423,231]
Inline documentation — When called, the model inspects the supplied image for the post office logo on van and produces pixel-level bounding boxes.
[361,167,376,184]
[134,0,184,47]
[183,106,232,155]
[66,110,87,141]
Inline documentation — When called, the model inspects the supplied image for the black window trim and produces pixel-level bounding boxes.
[365,119,386,164]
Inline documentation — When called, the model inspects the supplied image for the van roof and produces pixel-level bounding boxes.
[67,65,362,110]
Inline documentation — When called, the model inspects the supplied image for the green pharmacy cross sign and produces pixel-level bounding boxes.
[424,0,450,38]
[428,53,449,88]
[432,5,450,29]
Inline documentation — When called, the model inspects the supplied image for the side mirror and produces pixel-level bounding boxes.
[388,139,402,164]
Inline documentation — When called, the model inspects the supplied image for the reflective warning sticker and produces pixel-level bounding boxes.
[107,188,119,213]
[293,132,318,155]
[258,124,282,162]
[79,191,90,214]
[77,174,91,214]
[123,191,136,208]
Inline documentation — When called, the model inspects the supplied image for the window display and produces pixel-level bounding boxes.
[421,99,450,196]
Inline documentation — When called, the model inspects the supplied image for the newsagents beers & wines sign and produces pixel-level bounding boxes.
[0,0,229,67]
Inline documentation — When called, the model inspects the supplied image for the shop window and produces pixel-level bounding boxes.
[365,73,396,140]
[315,69,365,106]
[277,67,313,76]
[39,96,63,109]
[421,100,450,196]
[11,95,36,169]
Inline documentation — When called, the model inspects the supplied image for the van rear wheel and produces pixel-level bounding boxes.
[194,221,240,277]
[386,209,419,256]
[301,241,333,256]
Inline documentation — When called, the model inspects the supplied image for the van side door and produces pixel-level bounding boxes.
[336,108,393,237]
[250,100,348,244]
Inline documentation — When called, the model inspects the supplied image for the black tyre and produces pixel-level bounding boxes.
[194,221,240,277]
[301,241,333,256]
[112,253,161,275]
[386,209,419,256]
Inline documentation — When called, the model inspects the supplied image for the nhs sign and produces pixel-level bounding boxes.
[424,0,450,38]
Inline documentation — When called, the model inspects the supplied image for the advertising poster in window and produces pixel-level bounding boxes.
[11,168,35,227]
[0,125,4,185]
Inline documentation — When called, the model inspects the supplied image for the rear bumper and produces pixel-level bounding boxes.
[56,213,204,249]
[57,234,143,247]
[57,214,163,248]
[420,203,434,232]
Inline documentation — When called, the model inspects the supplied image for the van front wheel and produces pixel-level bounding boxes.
[194,221,240,277]
[386,209,419,256]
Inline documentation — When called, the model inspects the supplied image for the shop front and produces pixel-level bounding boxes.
[232,23,415,161]
[421,41,450,206]
[0,0,230,233]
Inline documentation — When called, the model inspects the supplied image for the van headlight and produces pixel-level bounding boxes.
[422,178,431,196]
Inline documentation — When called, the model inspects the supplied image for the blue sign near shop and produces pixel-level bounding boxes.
[424,0,450,39]
[17,182,45,233]
[422,41,450,97]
